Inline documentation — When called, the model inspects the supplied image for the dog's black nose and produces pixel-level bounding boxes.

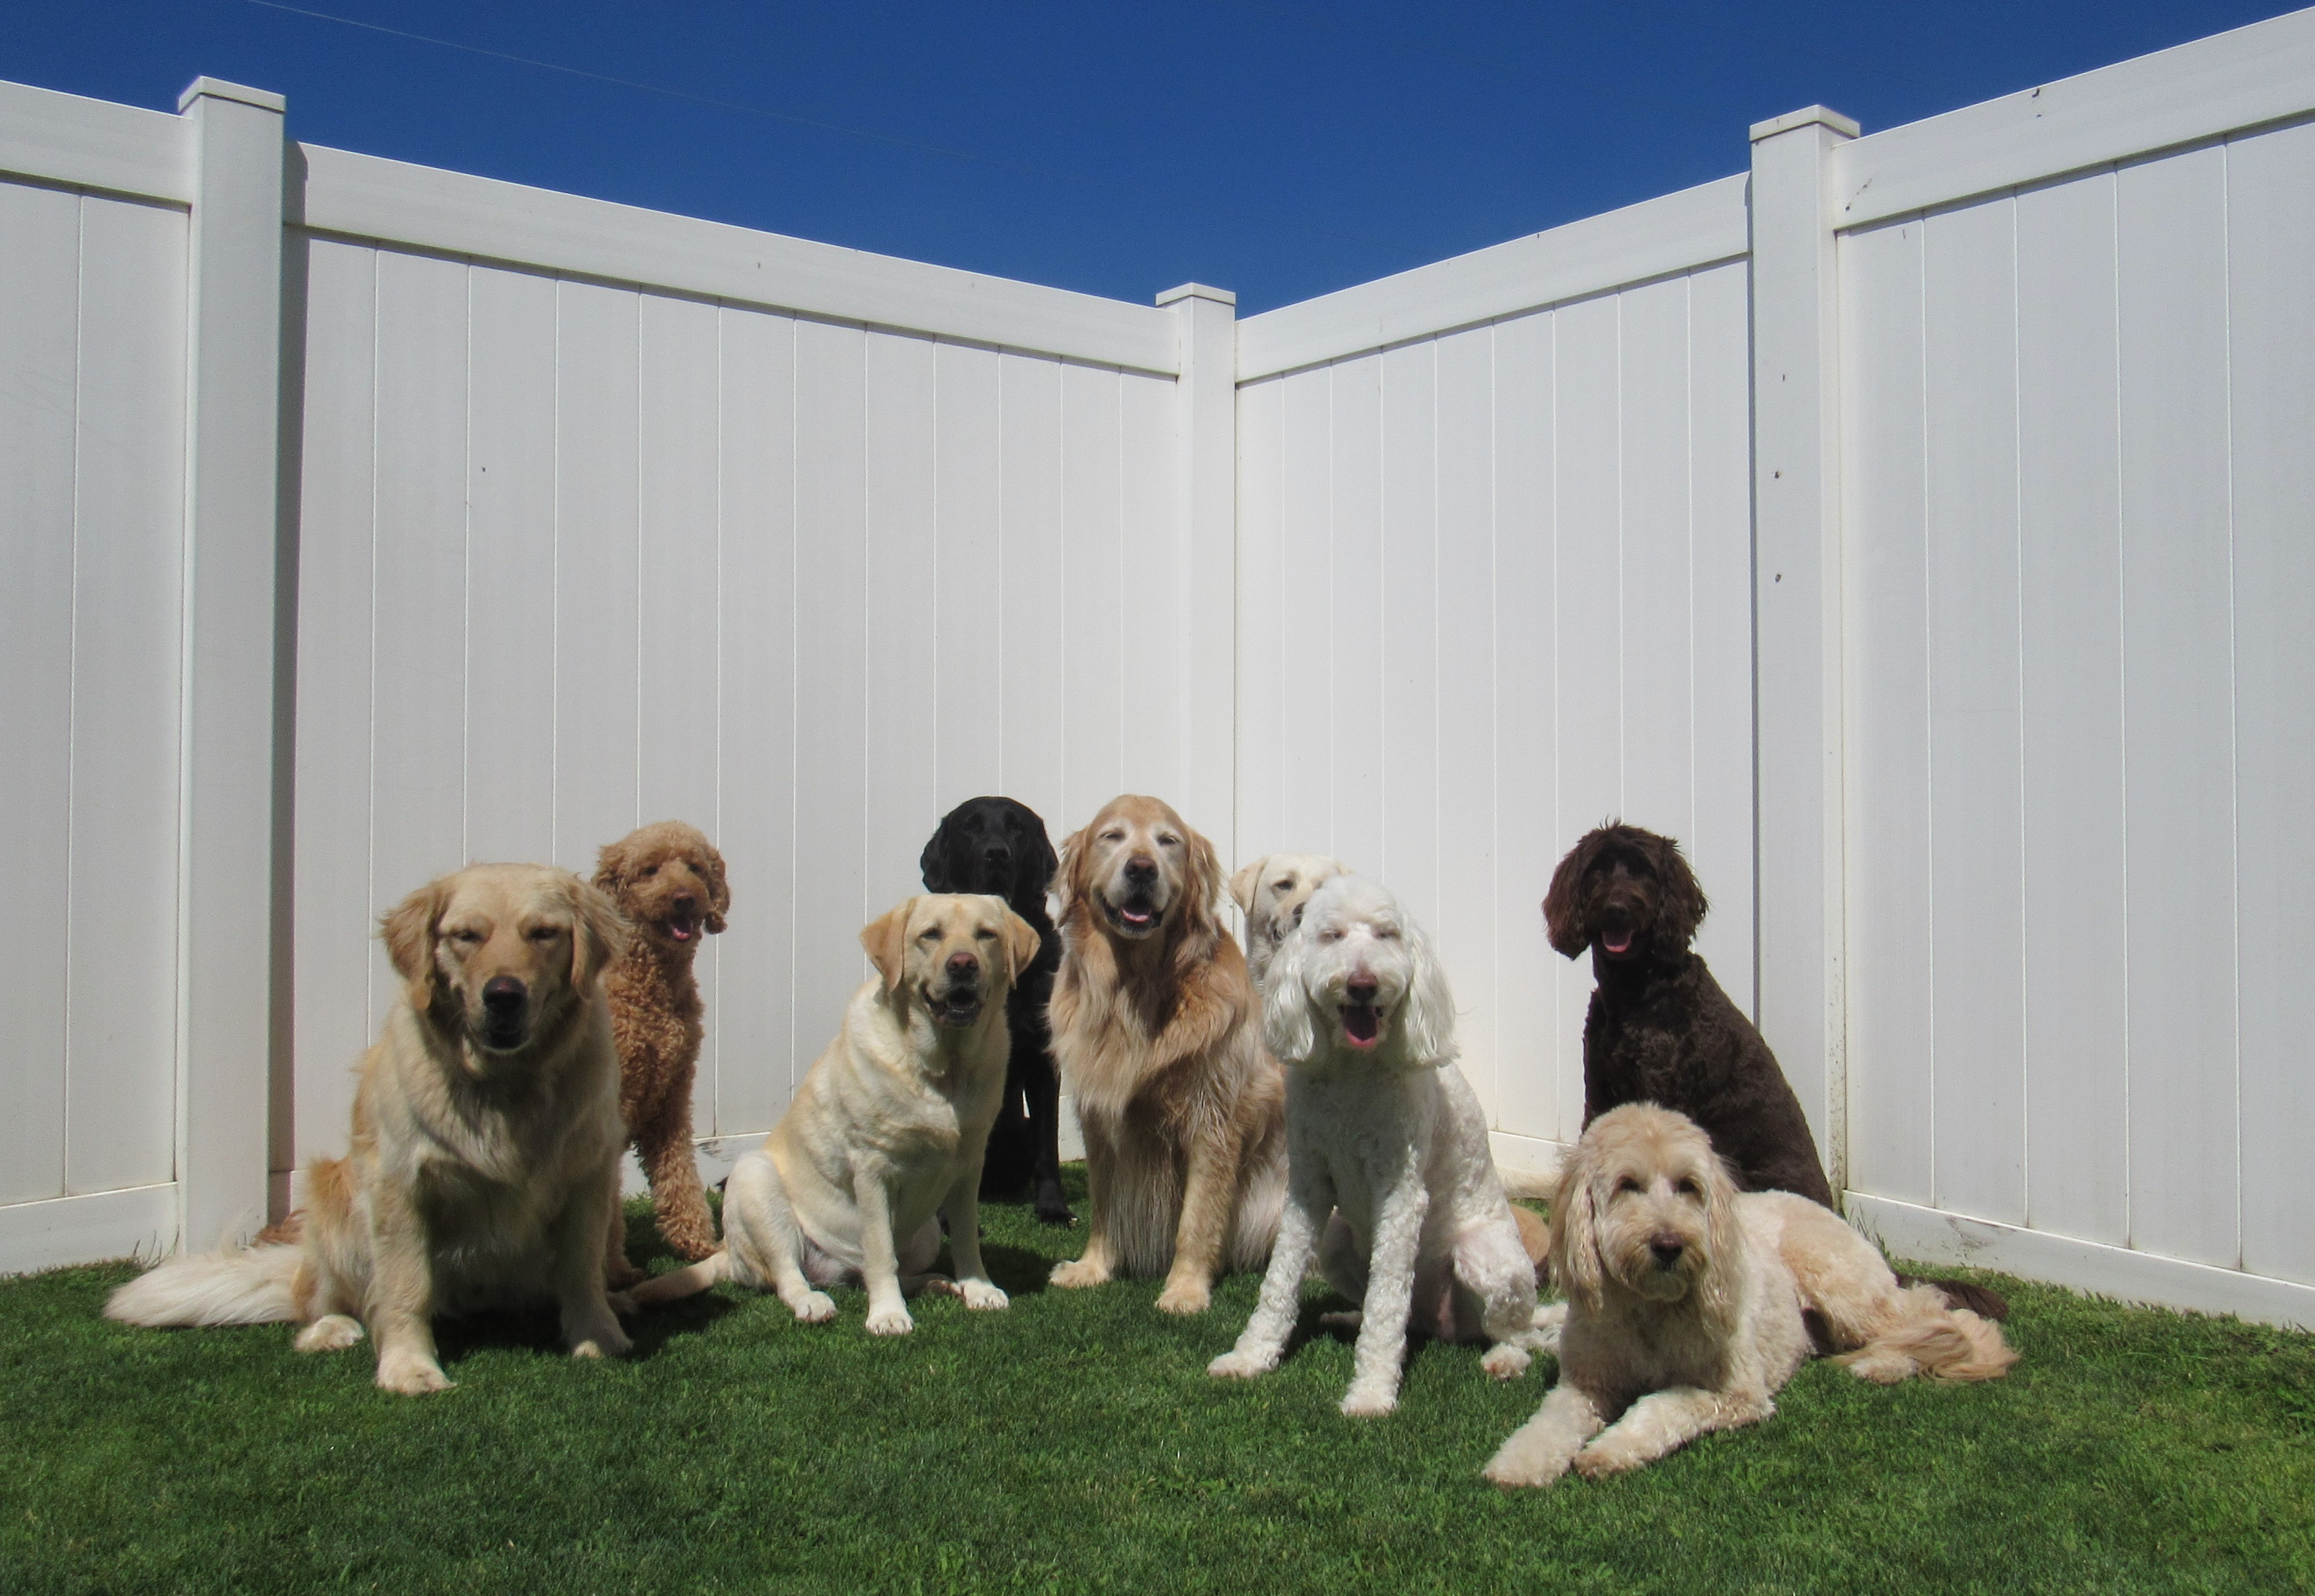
[1346,977,1378,1003]
[945,950,979,979]
[1650,1238,1685,1269]
[983,844,1011,865]
[1124,856,1157,885]
[482,976,527,1014]
[670,892,698,913]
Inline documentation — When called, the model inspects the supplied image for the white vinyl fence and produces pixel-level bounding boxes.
[3,11,2311,1327]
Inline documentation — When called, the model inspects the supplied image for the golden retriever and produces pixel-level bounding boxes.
[1228,852,1350,986]
[633,894,1040,1335]
[1046,795,1287,1314]
[1482,1104,2016,1486]
[105,864,632,1395]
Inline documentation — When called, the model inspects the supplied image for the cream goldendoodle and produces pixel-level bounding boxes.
[1484,1103,2016,1485]
[1209,875,1555,1417]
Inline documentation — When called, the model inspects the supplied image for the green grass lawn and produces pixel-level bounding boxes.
[5,1172,2311,1595]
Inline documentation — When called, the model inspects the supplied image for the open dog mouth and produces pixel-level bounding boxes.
[1101,890,1161,935]
[478,1018,529,1052]
[934,988,983,1027]
[1597,916,1638,956]
[1340,1003,1384,1049]
[663,909,702,944]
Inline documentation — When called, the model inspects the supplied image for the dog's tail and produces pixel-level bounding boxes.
[1511,1203,1551,1270]
[104,1243,301,1328]
[1835,1287,2019,1385]
[628,1251,732,1307]
[1898,1274,2011,1321]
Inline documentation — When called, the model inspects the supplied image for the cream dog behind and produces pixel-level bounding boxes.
[1229,853,1349,986]
[106,864,632,1394]
[1483,1104,2016,1486]
[635,894,1040,1335]
[1210,875,1554,1416]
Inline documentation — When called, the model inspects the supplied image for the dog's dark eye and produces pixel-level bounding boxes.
[918,929,941,943]
[1616,1176,1642,1195]
[1376,926,1400,940]
[1157,834,1180,848]
[1101,829,1125,843]
[975,928,995,941]
[528,925,565,943]
[641,863,659,878]
[1273,879,1293,893]
[447,929,482,947]
[1676,1177,1701,1197]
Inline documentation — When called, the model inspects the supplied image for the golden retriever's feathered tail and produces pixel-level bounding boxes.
[104,1243,301,1328]
[1834,1285,2019,1384]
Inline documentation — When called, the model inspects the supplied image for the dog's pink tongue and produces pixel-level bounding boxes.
[1343,1004,1381,1046]
[1602,931,1633,954]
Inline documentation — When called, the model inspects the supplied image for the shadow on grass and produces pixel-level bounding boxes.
[430,1289,737,1368]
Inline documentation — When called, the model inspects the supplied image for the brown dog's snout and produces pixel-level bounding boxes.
[1123,854,1158,887]
[482,975,527,1014]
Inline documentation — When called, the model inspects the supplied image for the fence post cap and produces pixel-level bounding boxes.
[178,78,286,115]
[1157,283,1236,308]
[1749,105,1859,143]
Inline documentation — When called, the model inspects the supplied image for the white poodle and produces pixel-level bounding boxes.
[1483,1103,2018,1487]
[1208,874,1555,1417]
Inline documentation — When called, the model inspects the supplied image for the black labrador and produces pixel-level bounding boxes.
[921,796,1072,1225]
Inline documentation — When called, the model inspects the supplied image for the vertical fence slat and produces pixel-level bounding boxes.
[995,353,1065,832]
[1379,340,1438,927]
[862,330,939,915]
[0,181,80,1207]
[2117,143,2239,1269]
[2017,172,2129,1247]
[2229,120,2315,1285]
[934,341,1004,811]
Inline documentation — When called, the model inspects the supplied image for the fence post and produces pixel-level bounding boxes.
[1749,106,1859,1198]
[175,78,287,1252]
[1158,283,1238,861]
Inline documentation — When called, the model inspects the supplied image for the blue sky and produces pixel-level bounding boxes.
[8,1,2299,313]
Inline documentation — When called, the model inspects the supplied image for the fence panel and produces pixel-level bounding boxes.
[0,117,187,1266]
[1233,197,1754,1166]
[282,194,1194,1194]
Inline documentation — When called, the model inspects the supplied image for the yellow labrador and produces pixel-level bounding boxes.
[106,864,632,1394]
[635,894,1040,1335]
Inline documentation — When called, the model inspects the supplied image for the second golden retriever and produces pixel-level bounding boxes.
[1047,795,1287,1314]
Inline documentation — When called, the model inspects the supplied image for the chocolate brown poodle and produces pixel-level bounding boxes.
[595,821,731,1280]
[1544,823,2006,1321]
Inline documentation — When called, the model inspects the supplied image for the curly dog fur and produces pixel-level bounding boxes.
[1482,1105,2016,1487]
[595,821,731,1278]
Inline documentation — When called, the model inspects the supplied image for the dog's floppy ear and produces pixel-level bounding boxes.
[860,899,915,995]
[568,876,631,991]
[1000,904,1043,986]
[1016,807,1059,911]
[1548,1146,1605,1313]
[591,832,634,906]
[1694,1142,1746,1339]
[1542,829,1603,959]
[1228,858,1264,918]
[1648,832,1708,959]
[379,877,452,1008]
[699,842,732,935]
[919,815,957,893]
[1398,919,1459,1069]
[1171,820,1225,978]
[1261,922,1317,1064]
[1050,824,1088,924]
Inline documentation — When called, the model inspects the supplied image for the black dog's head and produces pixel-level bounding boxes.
[1542,822,1708,966]
[920,796,1061,917]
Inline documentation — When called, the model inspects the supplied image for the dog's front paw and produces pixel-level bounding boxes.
[791,1291,837,1324]
[375,1349,454,1395]
[1154,1276,1212,1316]
[864,1303,915,1337]
[1481,1342,1533,1381]
[1572,1435,1648,1479]
[1482,1438,1573,1490]
[293,1314,364,1353]
[1206,1348,1274,1381]
[567,1316,632,1360]
[1048,1257,1111,1291]
[1339,1382,1399,1419]
[959,1280,1009,1312]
